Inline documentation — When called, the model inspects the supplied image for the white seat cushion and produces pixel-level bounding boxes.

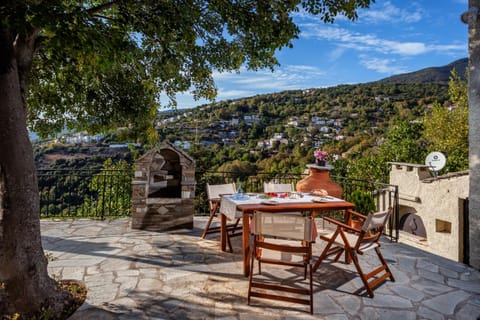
[321,231,379,252]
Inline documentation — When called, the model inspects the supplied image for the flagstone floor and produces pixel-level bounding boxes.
[40,217,480,319]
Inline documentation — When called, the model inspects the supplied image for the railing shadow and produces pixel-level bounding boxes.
[42,233,246,281]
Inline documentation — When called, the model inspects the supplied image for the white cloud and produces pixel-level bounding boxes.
[359,56,409,74]
[293,1,423,25]
[211,64,325,92]
[211,69,242,80]
[359,1,424,24]
[301,25,465,57]
[328,47,346,61]
[284,65,325,77]
[216,89,253,99]
[386,41,427,55]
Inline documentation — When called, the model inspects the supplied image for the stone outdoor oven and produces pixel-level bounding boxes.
[131,142,195,231]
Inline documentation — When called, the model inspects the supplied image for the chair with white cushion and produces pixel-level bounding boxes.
[263,181,301,215]
[201,183,241,252]
[248,211,315,314]
[312,208,395,298]
[263,181,295,193]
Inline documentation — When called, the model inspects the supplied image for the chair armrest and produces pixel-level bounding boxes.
[345,210,367,228]
[348,210,367,220]
[323,216,362,233]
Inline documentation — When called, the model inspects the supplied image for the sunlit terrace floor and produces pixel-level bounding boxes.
[40,217,480,320]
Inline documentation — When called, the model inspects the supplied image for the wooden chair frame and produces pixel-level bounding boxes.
[201,183,241,252]
[313,208,395,298]
[263,182,302,216]
[248,211,314,314]
[263,182,295,193]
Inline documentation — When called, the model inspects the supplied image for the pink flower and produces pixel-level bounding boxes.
[314,149,330,161]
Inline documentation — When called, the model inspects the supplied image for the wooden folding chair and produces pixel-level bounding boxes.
[263,182,301,215]
[263,182,295,193]
[201,183,241,252]
[248,211,315,314]
[313,208,395,298]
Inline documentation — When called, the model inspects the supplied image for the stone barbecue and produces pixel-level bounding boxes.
[131,142,195,231]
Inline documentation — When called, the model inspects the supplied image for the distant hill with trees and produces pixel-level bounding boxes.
[378,58,468,84]
[153,59,469,184]
[35,59,468,184]
[157,82,449,176]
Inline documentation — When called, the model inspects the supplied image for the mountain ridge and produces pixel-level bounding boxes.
[376,58,468,84]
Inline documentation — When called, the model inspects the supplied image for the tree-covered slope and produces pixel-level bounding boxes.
[156,82,451,177]
[378,58,468,84]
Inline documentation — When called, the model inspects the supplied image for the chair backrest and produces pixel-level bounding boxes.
[206,183,236,200]
[253,211,314,242]
[361,208,392,235]
[263,182,294,193]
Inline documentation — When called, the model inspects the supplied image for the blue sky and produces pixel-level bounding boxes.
[173,0,468,109]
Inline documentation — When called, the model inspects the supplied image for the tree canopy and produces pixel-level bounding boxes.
[3,0,374,142]
[424,70,469,172]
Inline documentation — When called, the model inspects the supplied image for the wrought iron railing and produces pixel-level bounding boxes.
[38,169,132,219]
[37,168,399,241]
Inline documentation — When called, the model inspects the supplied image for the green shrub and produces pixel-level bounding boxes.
[349,190,376,215]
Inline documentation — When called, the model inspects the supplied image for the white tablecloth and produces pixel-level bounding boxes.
[219,194,344,220]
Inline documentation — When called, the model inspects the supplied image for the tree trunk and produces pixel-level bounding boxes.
[465,0,480,270]
[0,34,69,317]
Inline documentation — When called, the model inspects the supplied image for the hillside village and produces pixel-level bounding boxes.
[154,82,448,162]
[33,58,467,158]
[159,110,347,149]
[152,58,467,158]
[34,80,452,176]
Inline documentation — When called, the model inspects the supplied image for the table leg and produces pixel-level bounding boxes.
[220,213,226,252]
[242,213,250,277]
[345,209,353,264]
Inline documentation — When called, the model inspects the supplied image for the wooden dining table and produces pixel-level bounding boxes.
[219,194,355,277]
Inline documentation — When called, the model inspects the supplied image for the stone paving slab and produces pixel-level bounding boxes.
[40,218,480,319]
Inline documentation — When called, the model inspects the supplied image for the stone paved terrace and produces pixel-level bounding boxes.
[40,217,480,320]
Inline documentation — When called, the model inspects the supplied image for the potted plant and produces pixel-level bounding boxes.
[313,149,330,166]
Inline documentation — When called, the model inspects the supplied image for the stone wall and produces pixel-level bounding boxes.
[132,197,194,231]
[389,162,469,262]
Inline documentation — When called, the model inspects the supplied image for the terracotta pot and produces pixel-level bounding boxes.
[296,164,343,198]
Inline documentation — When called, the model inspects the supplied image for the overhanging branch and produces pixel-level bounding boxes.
[85,0,121,15]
